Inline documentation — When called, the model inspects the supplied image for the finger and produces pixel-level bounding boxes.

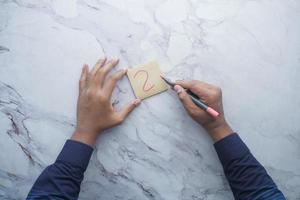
[79,64,89,92]
[103,69,127,97]
[175,80,211,89]
[174,85,201,116]
[91,57,106,76]
[96,59,119,85]
[116,99,141,123]
[175,80,210,97]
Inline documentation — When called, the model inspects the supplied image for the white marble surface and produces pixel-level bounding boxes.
[1,0,300,199]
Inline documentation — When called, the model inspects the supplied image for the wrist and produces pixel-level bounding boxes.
[71,127,100,147]
[204,119,233,143]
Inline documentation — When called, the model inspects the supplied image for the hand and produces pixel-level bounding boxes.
[174,80,233,142]
[71,58,141,146]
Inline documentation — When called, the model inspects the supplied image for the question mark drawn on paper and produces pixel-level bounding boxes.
[133,69,155,92]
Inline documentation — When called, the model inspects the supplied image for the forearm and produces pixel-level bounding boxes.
[26,140,93,200]
[214,133,286,200]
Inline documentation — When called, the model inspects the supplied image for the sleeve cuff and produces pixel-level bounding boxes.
[214,133,250,167]
[56,140,94,171]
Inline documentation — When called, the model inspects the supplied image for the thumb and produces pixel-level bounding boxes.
[117,99,141,123]
[174,85,199,113]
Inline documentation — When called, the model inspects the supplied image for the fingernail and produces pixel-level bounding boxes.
[174,85,183,94]
[133,99,141,106]
[123,68,128,73]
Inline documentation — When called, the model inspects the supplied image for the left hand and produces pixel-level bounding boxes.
[71,58,141,146]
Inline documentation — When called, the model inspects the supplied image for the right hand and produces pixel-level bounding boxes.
[174,80,233,142]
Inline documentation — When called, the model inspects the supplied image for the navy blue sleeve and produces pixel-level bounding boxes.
[214,133,286,200]
[26,140,93,200]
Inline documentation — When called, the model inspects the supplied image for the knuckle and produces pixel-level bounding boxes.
[179,94,187,102]
[101,67,109,75]
[188,108,198,117]
[190,80,197,85]
[189,80,199,89]
[213,86,222,96]
[104,61,114,68]
[215,86,222,92]
[97,68,104,74]
[191,80,199,86]
[79,79,85,86]
[178,94,185,100]
[116,116,124,124]
[108,62,115,67]
[86,89,94,97]
[111,74,119,82]
[188,80,197,88]
[96,92,107,102]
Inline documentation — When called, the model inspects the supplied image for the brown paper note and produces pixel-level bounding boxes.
[127,61,168,100]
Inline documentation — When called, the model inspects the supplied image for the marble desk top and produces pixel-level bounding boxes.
[0,0,300,199]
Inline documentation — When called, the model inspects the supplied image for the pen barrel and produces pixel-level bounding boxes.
[189,95,208,110]
[189,93,219,117]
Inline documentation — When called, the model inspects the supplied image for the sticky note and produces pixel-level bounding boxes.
[127,61,168,100]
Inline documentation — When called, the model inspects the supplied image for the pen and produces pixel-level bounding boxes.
[161,76,219,118]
